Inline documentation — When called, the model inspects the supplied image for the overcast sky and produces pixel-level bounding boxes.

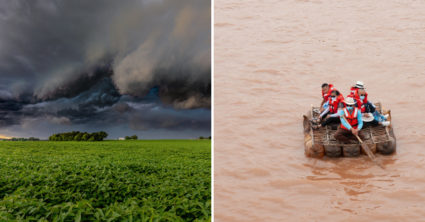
[0,0,210,139]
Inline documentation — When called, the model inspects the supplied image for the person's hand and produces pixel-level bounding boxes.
[351,128,358,136]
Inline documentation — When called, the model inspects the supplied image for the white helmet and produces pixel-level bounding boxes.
[355,81,365,89]
[344,97,356,105]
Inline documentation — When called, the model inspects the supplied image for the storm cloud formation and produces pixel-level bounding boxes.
[0,0,211,138]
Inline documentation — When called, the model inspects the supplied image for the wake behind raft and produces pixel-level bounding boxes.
[302,102,396,158]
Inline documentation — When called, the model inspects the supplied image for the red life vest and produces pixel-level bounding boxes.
[353,90,368,113]
[328,94,344,114]
[322,84,334,101]
[349,86,358,97]
[340,107,359,130]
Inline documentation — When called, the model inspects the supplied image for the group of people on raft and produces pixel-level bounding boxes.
[311,81,390,144]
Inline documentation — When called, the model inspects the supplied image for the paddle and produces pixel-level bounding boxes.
[341,112,384,169]
[355,134,384,169]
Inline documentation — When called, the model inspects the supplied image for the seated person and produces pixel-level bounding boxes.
[320,83,334,112]
[348,81,365,98]
[315,89,344,128]
[354,88,390,127]
[334,97,366,143]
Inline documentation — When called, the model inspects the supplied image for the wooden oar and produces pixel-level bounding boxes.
[355,134,384,169]
[340,112,384,169]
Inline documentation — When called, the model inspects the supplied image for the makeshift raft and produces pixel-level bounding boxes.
[302,102,396,158]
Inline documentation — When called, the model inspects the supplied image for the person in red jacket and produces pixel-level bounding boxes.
[354,88,390,127]
[354,88,370,113]
[334,97,366,143]
[320,83,334,112]
[348,81,365,98]
[348,80,389,126]
[347,81,372,113]
[315,88,344,128]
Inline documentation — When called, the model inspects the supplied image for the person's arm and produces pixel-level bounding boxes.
[330,102,344,117]
[320,98,327,112]
[320,98,327,108]
[357,110,363,130]
[328,112,340,117]
[320,107,329,118]
[339,110,352,130]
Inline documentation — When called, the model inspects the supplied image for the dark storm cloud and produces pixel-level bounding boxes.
[0,99,22,126]
[13,80,210,133]
[0,0,210,106]
[127,109,211,131]
[19,77,121,123]
[17,95,210,133]
[0,0,210,137]
[38,64,115,101]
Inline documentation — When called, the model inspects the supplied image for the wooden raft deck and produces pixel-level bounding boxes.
[310,102,395,146]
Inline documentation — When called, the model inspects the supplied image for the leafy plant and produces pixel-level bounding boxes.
[0,140,211,221]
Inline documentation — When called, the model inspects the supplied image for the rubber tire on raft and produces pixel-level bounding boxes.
[377,139,396,155]
[325,146,341,158]
[342,145,361,157]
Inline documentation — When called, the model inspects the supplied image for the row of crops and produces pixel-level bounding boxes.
[0,140,211,221]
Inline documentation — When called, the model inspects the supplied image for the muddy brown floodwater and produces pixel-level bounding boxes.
[214,0,425,221]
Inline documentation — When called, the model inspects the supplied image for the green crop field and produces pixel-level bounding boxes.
[0,140,211,221]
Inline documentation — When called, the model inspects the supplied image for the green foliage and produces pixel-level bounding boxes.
[125,135,138,140]
[0,140,211,221]
[74,133,82,141]
[49,131,108,141]
[9,137,40,141]
[130,135,138,140]
[197,137,211,140]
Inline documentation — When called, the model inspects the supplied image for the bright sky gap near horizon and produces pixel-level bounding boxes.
[0,0,211,139]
